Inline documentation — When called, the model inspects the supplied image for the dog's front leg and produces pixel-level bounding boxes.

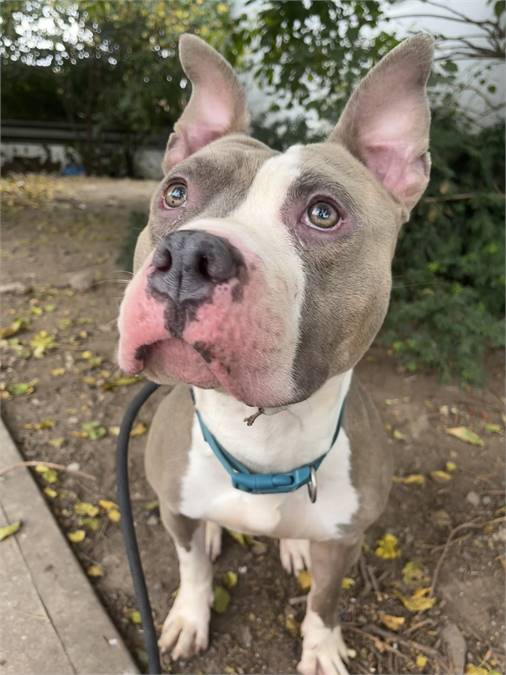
[158,513,213,660]
[298,538,362,675]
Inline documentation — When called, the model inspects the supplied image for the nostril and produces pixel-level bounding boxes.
[154,248,172,273]
[197,254,210,279]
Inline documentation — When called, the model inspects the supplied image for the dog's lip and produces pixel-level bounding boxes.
[134,336,215,374]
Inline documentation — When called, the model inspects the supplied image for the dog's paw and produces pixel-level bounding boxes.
[297,612,351,675]
[158,595,210,660]
[280,538,310,575]
[205,521,222,561]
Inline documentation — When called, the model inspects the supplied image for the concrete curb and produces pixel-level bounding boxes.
[0,417,139,675]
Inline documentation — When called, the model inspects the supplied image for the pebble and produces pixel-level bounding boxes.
[146,514,159,526]
[67,462,80,472]
[466,491,480,507]
[482,495,491,505]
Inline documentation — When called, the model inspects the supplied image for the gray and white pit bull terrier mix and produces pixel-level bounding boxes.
[117,33,433,675]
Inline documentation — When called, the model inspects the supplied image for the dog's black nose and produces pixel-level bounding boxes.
[149,230,242,304]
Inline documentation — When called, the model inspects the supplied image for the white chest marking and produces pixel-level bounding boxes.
[179,372,359,541]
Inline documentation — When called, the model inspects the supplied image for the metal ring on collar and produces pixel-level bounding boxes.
[307,465,318,503]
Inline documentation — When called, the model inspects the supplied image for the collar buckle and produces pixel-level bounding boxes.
[307,466,318,503]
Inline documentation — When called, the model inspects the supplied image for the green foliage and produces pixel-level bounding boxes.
[1,0,237,175]
[381,118,504,384]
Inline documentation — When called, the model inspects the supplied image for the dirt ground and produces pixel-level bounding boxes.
[1,175,504,675]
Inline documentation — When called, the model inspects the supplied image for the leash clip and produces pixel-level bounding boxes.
[307,466,317,503]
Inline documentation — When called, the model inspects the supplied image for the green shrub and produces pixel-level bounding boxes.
[381,115,504,384]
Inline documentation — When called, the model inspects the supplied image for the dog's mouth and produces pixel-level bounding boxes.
[117,250,298,407]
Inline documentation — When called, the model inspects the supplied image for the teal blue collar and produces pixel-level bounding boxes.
[191,391,346,502]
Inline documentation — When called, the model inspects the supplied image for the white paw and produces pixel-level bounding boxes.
[158,593,211,660]
[205,521,222,561]
[280,538,310,575]
[298,612,351,675]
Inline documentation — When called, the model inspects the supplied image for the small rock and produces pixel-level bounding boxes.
[237,625,252,648]
[67,462,80,472]
[482,496,491,505]
[146,514,159,526]
[238,565,247,574]
[0,281,31,295]
[466,491,480,507]
[69,270,95,292]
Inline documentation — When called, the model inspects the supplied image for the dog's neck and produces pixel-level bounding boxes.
[193,370,352,474]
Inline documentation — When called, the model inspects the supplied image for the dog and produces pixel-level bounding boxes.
[117,32,433,675]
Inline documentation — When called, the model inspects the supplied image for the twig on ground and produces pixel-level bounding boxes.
[0,460,96,481]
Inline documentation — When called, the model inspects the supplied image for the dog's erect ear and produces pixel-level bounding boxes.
[329,35,434,213]
[163,34,249,172]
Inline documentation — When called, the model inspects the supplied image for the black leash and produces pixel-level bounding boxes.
[116,381,161,674]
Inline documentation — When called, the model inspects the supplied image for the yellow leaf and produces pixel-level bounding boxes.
[0,318,27,339]
[341,577,355,589]
[44,487,58,499]
[399,587,436,613]
[483,422,501,434]
[402,561,428,587]
[393,473,426,486]
[81,517,100,531]
[416,655,428,668]
[375,533,401,560]
[98,499,118,511]
[465,667,488,675]
[446,426,484,447]
[227,530,252,547]
[297,569,312,592]
[223,570,238,589]
[67,529,86,543]
[212,585,230,614]
[430,470,452,483]
[378,612,405,631]
[87,564,103,577]
[446,461,457,472]
[285,614,299,637]
[35,465,58,484]
[130,422,147,437]
[126,609,142,624]
[108,426,120,437]
[49,437,65,448]
[74,502,99,517]
[51,367,66,377]
[393,429,407,441]
[107,509,121,523]
[0,520,21,541]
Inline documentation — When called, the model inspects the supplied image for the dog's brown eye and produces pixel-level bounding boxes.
[307,201,340,229]
[163,182,187,208]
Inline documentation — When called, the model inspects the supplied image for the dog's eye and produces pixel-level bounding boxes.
[307,201,341,229]
[163,182,187,208]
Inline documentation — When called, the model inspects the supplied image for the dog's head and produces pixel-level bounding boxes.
[118,34,433,408]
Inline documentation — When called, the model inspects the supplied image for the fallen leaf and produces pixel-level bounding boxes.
[143,500,159,511]
[8,381,37,396]
[212,585,231,614]
[402,561,428,587]
[35,465,58,484]
[0,520,21,541]
[375,533,401,560]
[228,530,252,547]
[393,429,407,441]
[341,577,355,589]
[44,487,58,499]
[67,529,86,543]
[80,517,100,531]
[108,426,120,437]
[0,318,27,339]
[223,571,238,589]
[87,564,103,577]
[126,609,142,624]
[297,569,312,592]
[102,374,140,390]
[416,654,428,668]
[285,614,299,637]
[378,612,405,631]
[30,330,56,358]
[430,470,452,483]
[74,502,99,517]
[51,367,66,377]
[398,587,436,613]
[465,667,488,675]
[99,499,119,511]
[483,423,502,434]
[107,509,121,523]
[393,473,426,486]
[446,461,457,472]
[49,437,65,448]
[130,422,148,437]
[24,418,55,430]
[446,427,484,447]
[81,421,107,440]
